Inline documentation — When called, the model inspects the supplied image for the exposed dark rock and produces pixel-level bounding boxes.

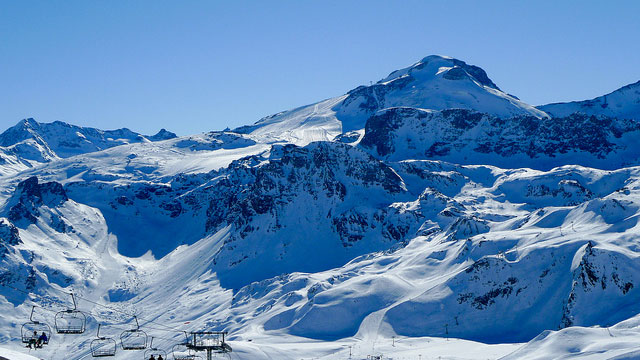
[359,107,640,169]
[7,176,68,224]
[147,128,177,141]
[0,218,21,259]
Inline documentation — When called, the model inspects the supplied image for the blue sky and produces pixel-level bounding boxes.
[1,1,639,135]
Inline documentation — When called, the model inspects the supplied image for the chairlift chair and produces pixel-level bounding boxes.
[121,315,148,350]
[90,324,117,357]
[144,337,168,360]
[55,292,87,334]
[172,334,198,360]
[21,306,51,347]
[172,345,197,360]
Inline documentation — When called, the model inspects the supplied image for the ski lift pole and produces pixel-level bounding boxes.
[71,292,78,310]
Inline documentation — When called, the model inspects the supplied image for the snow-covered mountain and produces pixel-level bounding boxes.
[539,80,640,120]
[235,55,549,146]
[3,55,640,360]
[0,118,176,176]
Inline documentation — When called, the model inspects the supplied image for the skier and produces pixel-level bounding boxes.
[149,355,156,360]
[157,355,164,360]
[37,331,48,348]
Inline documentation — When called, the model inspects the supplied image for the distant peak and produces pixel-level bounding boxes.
[381,55,500,91]
[17,118,39,128]
[13,119,75,132]
[419,55,499,90]
[148,128,177,141]
[418,54,454,63]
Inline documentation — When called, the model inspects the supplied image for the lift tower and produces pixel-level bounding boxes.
[185,331,232,360]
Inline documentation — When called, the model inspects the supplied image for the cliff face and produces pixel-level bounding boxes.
[359,107,640,170]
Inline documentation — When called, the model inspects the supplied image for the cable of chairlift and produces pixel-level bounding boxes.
[3,281,236,359]
[3,283,187,333]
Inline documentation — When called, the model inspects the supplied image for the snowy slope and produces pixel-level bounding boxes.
[0,132,269,259]
[500,314,640,360]
[0,347,40,360]
[539,80,640,120]
[3,148,640,359]
[0,147,43,178]
[3,54,640,360]
[236,55,549,145]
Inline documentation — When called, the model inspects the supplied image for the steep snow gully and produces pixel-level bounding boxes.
[1,55,640,359]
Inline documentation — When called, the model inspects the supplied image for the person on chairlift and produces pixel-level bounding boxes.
[36,331,48,348]
[26,331,37,349]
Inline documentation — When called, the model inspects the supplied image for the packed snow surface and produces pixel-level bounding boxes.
[0,347,40,360]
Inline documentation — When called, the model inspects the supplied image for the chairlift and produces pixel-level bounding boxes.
[121,315,148,350]
[144,337,168,360]
[21,306,51,347]
[55,292,86,334]
[90,324,117,357]
[186,331,232,353]
[172,343,197,360]
[172,333,199,360]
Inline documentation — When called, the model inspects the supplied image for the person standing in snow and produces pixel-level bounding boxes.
[149,355,156,360]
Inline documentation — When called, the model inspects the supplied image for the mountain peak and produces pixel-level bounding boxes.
[237,55,548,145]
[380,55,501,91]
[18,117,38,127]
[148,128,178,141]
[0,118,43,147]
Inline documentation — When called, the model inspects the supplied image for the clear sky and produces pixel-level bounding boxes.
[1,1,639,136]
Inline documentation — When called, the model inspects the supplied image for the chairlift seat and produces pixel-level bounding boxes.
[55,309,87,334]
[91,337,117,357]
[121,328,148,350]
[21,321,51,345]
[90,324,117,357]
[172,343,197,360]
